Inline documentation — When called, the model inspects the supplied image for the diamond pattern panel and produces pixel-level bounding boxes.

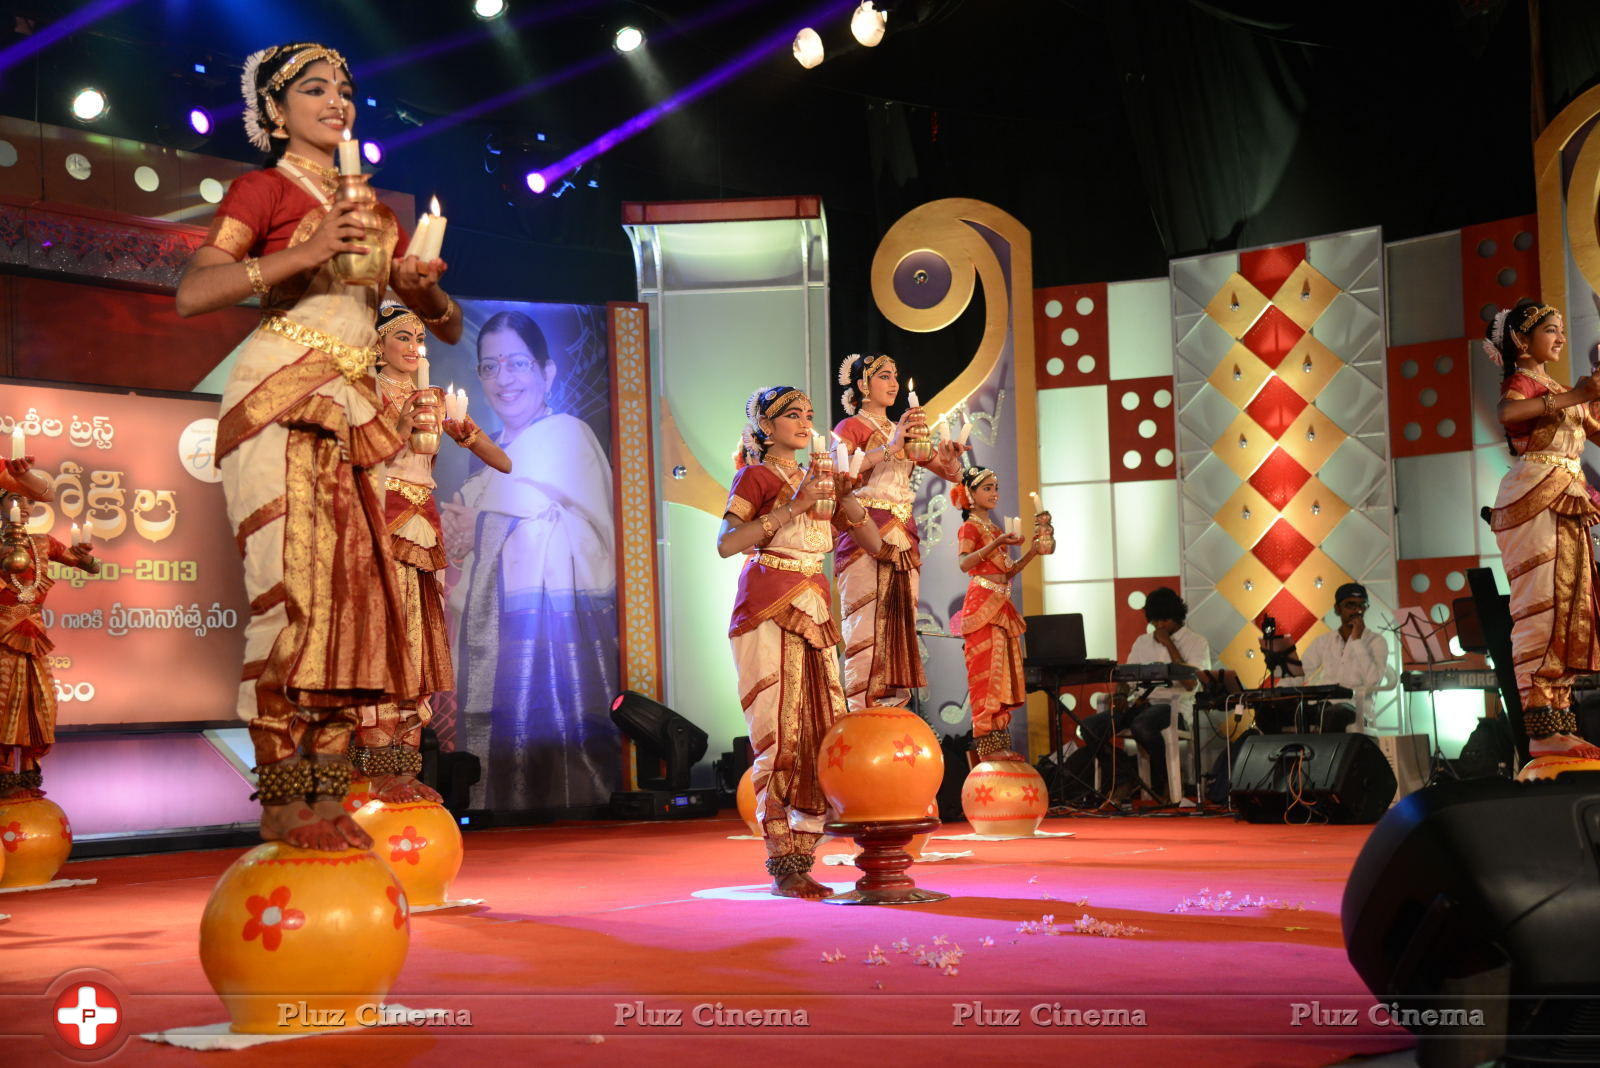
[1239,243,1306,300]
[1203,274,1270,340]
[1273,260,1340,331]
[1276,406,1348,473]
[1252,519,1314,582]
[1247,448,1312,510]
[1245,377,1308,439]
[1241,306,1306,370]
[1207,345,1274,409]
[1213,482,1278,550]
[1172,229,1394,697]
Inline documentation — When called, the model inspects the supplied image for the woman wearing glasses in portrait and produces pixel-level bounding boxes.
[443,310,620,810]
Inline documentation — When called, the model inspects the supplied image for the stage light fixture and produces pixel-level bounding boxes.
[850,2,887,46]
[472,0,507,19]
[187,107,212,136]
[792,28,824,68]
[525,171,547,194]
[70,87,108,121]
[362,140,384,166]
[613,26,644,53]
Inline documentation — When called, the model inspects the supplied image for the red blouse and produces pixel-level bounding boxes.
[724,464,845,638]
[956,518,1023,636]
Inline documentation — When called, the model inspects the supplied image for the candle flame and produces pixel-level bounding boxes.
[342,128,352,142]
[907,378,915,390]
[430,195,441,215]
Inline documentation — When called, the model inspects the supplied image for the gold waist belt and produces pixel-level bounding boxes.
[260,315,377,384]
[854,496,913,523]
[755,553,823,576]
[385,478,433,508]
[1521,452,1582,476]
[972,574,1011,596]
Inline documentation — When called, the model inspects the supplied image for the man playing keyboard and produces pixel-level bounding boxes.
[1078,587,1213,802]
[1257,582,1393,732]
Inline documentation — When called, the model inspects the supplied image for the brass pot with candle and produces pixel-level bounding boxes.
[408,387,444,456]
[1034,515,1056,556]
[901,409,933,462]
[329,174,387,288]
[809,455,837,521]
[2,501,29,575]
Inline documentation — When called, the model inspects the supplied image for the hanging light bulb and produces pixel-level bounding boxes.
[1229,291,1240,312]
[1300,278,1312,301]
[1241,506,1252,520]
[1244,579,1255,591]
[1311,500,1322,515]
[1314,576,1324,588]
[1238,434,1248,449]
[850,2,888,46]
[793,27,824,68]
[1302,354,1314,373]
[1306,425,1317,442]
[1232,364,1242,381]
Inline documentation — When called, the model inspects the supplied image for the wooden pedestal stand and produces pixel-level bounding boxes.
[821,817,948,906]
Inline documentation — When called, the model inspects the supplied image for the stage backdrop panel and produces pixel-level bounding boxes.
[1171,229,1401,730]
[419,300,624,812]
[0,380,246,728]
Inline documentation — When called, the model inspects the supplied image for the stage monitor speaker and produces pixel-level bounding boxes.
[1229,733,1396,823]
[609,690,708,791]
[1342,775,1600,1062]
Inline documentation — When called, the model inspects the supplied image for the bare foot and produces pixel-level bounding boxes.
[770,871,832,899]
[370,774,443,804]
[260,803,348,851]
[311,798,373,849]
[1528,732,1600,760]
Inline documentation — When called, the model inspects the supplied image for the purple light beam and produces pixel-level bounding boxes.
[0,0,144,76]
[530,0,855,192]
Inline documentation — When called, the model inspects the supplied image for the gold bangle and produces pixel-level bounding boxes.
[455,425,480,448]
[420,296,456,328]
[1543,392,1558,415]
[244,257,270,297]
[847,512,872,529]
[759,513,777,538]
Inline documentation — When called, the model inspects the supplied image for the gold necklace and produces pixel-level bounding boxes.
[279,151,339,196]
[6,536,42,604]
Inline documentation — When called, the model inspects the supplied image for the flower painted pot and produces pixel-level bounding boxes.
[0,796,72,888]
[817,705,944,823]
[1517,753,1600,782]
[351,799,464,907]
[735,768,761,836]
[961,759,1048,836]
[199,843,409,1034]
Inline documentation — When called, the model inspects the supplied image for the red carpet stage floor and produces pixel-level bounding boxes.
[0,814,1417,1065]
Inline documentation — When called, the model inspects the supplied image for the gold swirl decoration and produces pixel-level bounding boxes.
[871,198,1043,750]
[1535,84,1600,378]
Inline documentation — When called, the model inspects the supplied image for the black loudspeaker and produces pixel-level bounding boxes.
[1229,733,1396,823]
[1342,776,1600,1063]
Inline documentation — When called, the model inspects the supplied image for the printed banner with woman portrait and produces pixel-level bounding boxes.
[423,300,622,811]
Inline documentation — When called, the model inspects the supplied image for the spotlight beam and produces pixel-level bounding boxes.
[531,0,854,191]
[0,0,144,76]
[387,0,762,152]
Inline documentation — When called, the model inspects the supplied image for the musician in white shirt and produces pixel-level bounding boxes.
[1078,587,1213,800]
[1259,582,1393,731]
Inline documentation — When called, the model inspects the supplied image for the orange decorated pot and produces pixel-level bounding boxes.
[342,778,378,815]
[1517,753,1600,782]
[351,799,464,907]
[907,802,940,860]
[199,842,410,1034]
[817,705,944,823]
[735,768,761,836]
[961,759,1048,836]
[0,796,72,888]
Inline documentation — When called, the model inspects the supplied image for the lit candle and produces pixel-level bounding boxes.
[410,213,435,264]
[1030,491,1043,514]
[336,128,362,175]
[70,522,81,545]
[1012,516,1023,538]
[907,378,920,408]
[849,448,864,476]
[456,387,469,421]
[412,196,447,262]
[811,431,825,457]
[7,500,18,524]
[416,356,430,392]
[8,427,21,460]
[83,518,94,547]
[957,417,974,446]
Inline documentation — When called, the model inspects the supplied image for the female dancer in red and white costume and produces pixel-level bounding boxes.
[832,354,963,710]
[717,386,882,898]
